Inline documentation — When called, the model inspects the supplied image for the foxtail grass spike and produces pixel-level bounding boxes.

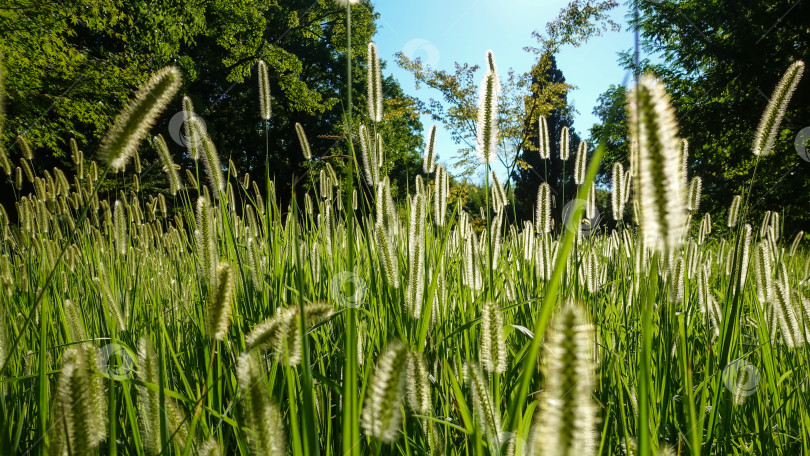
[467,362,501,444]
[153,135,181,195]
[192,117,225,196]
[295,122,312,160]
[375,223,400,288]
[237,353,286,455]
[490,171,508,213]
[752,61,805,156]
[528,303,596,456]
[406,193,426,317]
[434,164,449,226]
[789,231,804,256]
[423,125,437,173]
[367,42,383,123]
[52,346,107,456]
[359,124,379,186]
[687,176,702,212]
[536,183,552,234]
[137,337,161,455]
[476,50,500,165]
[574,140,587,184]
[113,200,128,255]
[205,261,233,340]
[611,162,625,221]
[480,301,507,373]
[628,74,686,254]
[195,195,218,283]
[727,195,742,228]
[182,96,200,160]
[559,126,570,161]
[99,67,182,171]
[406,352,431,415]
[539,116,550,159]
[361,341,409,443]
[258,60,272,121]
[19,135,33,160]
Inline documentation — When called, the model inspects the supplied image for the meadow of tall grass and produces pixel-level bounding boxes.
[0,4,809,455]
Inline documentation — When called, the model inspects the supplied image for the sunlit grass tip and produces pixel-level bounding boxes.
[476,50,500,165]
[99,66,182,171]
[627,74,686,254]
[367,42,383,122]
[752,61,804,156]
[361,341,409,443]
[258,59,272,121]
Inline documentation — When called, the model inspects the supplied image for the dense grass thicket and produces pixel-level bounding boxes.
[1,18,809,456]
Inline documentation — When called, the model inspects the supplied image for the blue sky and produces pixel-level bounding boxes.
[372,0,634,181]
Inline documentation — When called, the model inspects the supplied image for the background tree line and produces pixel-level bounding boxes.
[0,0,423,212]
[2,0,807,233]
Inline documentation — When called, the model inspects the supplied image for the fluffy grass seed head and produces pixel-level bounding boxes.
[99,66,181,171]
[191,117,225,196]
[574,140,587,184]
[434,164,449,226]
[295,122,312,160]
[466,362,501,444]
[528,303,597,456]
[490,170,508,213]
[628,74,686,254]
[727,194,742,228]
[536,183,552,234]
[480,300,507,373]
[244,303,334,364]
[789,231,804,256]
[359,124,379,186]
[367,42,384,122]
[195,195,218,283]
[423,124,437,173]
[257,60,272,121]
[752,61,804,156]
[559,125,570,161]
[406,193,427,318]
[611,161,626,221]
[181,96,201,160]
[237,353,286,456]
[52,345,107,455]
[205,261,234,340]
[113,200,128,255]
[361,341,409,443]
[687,176,702,212]
[476,50,500,165]
[538,115,550,159]
[406,351,431,415]
[375,223,400,289]
[153,134,182,195]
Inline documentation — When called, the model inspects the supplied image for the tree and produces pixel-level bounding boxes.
[588,84,629,185]
[622,0,810,234]
[0,0,423,207]
[396,0,619,225]
[510,54,581,224]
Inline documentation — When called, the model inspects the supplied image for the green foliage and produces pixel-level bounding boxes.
[0,0,423,201]
[616,0,810,233]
